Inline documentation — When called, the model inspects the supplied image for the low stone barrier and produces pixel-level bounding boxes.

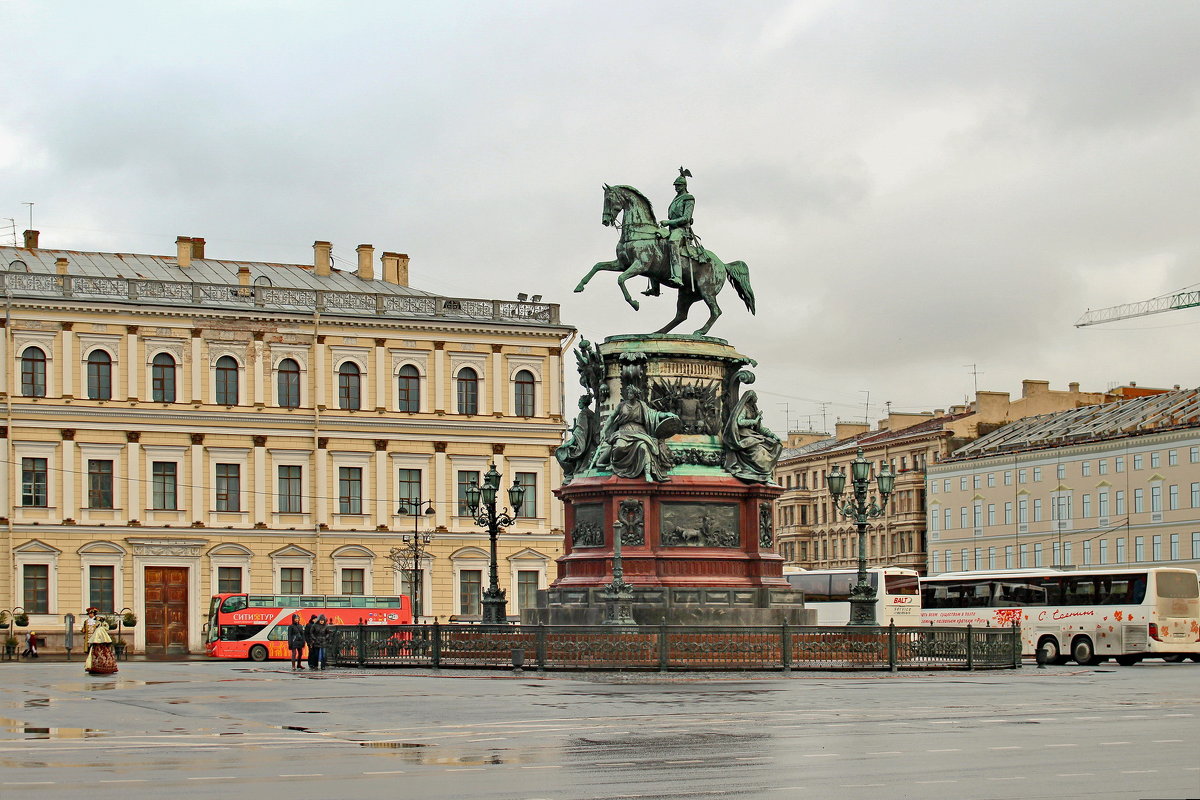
[330,622,1021,672]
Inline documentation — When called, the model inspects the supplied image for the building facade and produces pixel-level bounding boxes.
[2,232,573,653]
[775,380,1143,574]
[927,389,1200,576]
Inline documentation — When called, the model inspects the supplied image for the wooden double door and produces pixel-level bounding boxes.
[144,566,189,656]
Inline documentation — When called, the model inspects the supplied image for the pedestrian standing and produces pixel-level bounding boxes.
[287,613,306,670]
[312,614,330,670]
[81,608,118,675]
[304,614,318,670]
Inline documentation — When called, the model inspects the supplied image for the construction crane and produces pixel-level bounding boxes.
[1075,288,1200,327]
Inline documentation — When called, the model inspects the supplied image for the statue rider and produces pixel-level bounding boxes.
[645,167,700,297]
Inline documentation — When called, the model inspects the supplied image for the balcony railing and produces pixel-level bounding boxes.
[0,271,560,326]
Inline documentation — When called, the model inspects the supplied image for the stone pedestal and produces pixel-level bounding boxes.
[533,334,812,626]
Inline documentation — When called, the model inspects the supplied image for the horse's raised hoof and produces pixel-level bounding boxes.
[573,284,585,293]
[629,300,640,311]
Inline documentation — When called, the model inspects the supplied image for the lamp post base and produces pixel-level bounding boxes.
[600,579,636,627]
[481,589,509,626]
[847,586,878,626]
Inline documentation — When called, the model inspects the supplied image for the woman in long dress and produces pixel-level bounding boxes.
[82,607,118,675]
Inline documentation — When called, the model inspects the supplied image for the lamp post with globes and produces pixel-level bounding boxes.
[827,447,895,626]
[388,499,436,621]
[464,464,526,625]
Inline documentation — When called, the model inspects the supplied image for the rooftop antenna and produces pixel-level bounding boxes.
[21,202,33,231]
[777,402,793,431]
[861,390,870,425]
[1,218,15,246]
[964,363,982,396]
[818,401,830,434]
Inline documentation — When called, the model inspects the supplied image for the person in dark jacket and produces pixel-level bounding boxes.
[311,614,330,670]
[304,614,319,670]
[287,613,306,670]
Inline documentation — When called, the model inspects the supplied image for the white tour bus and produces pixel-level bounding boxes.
[920,567,1200,665]
[783,567,921,625]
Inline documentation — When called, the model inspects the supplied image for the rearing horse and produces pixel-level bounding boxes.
[573,184,756,336]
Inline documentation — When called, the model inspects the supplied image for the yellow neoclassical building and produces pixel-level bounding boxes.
[1,231,573,654]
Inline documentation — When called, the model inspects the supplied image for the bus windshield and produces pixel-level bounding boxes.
[1158,571,1200,599]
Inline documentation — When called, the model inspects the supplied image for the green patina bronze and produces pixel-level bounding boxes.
[573,168,756,337]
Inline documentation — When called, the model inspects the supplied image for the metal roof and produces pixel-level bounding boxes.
[947,388,1200,461]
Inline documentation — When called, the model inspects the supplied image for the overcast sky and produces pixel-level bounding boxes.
[3,1,1199,435]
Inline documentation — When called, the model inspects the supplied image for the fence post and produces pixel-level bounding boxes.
[356,621,366,667]
[658,622,669,673]
[536,623,547,673]
[781,621,791,673]
[1013,623,1022,669]
[888,620,898,673]
[966,624,974,671]
[431,619,441,669]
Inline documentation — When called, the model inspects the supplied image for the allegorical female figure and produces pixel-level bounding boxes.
[593,384,681,482]
[723,390,782,483]
[555,394,599,483]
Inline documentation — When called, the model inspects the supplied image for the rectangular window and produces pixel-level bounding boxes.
[1099,539,1109,564]
[944,550,954,572]
[1151,486,1162,513]
[1003,471,1012,486]
[960,507,968,528]
[23,564,49,613]
[1033,499,1042,522]
[1191,447,1199,464]
[1062,542,1072,566]
[1169,485,1179,511]
[151,461,178,510]
[1057,464,1066,480]
[1116,456,1125,473]
[1192,483,1200,508]
[1004,502,1013,524]
[930,509,939,532]
[943,479,950,493]
[21,457,48,507]
[280,567,304,594]
[961,548,970,571]
[1018,469,1027,484]
[1099,491,1110,517]
[459,569,482,615]
[1117,538,1126,564]
[1034,543,1043,567]
[338,467,363,515]
[1033,468,1042,482]
[515,472,537,518]
[1135,536,1145,562]
[89,565,115,612]
[1134,488,1145,514]
[1170,533,1180,560]
[987,473,995,488]
[987,504,995,526]
[972,474,981,490]
[1134,454,1144,470]
[1083,540,1092,565]
[1082,494,1091,518]
[1081,461,1091,477]
[87,459,114,509]
[987,546,996,569]
[341,568,365,595]
[517,570,539,612]
[931,551,940,573]
[1169,449,1178,466]
[215,463,241,512]
[972,503,982,528]
[1150,452,1160,468]
[1151,535,1162,561]
[278,465,303,513]
[1004,545,1013,569]
[960,477,968,491]
[1116,490,1126,514]
[1018,544,1028,567]
[1099,459,1109,475]
[458,470,480,515]
[217,566,242,593]
[1193,532,1200,559]
[397,468,422,508]
[943,508,952,531]
[1018,499,1028,524]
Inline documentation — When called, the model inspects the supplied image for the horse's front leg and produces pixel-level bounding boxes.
[574,260,621,293]
[615,261,649,311]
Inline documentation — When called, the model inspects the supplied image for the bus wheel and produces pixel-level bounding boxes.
[1071,636,1099,666]
[249,644,268,662]
[1116,655,1142,666]
[1037,637,1065,665]
[1161,654,1185,663]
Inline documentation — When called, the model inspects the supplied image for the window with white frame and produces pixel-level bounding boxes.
[213,355,241,406]
[270,545,314,593]
[208,543,252,596]
[15,540,61,615]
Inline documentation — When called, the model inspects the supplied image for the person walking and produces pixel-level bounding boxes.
[311,614,330,670]
[287,613,306,670]
[304,613,319,670]
[21,629,38,658]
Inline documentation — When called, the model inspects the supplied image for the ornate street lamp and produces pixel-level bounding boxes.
[827,447,895,625]
[388,499,436,621]
[463,464,525,625]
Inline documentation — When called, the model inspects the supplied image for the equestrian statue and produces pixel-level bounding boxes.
[573,168,756,337]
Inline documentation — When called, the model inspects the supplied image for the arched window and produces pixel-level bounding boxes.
[20,347,46,397]
[514,370,535,417]
[456,367,478,415]
[86,350,112,400]
[152,353,176,403]
[397,365,420,412]
[338,362,361,410]
[215,356,239,406]
[277,358,301,408]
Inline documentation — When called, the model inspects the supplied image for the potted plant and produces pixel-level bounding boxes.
[13,612,29,628]
[121,611,138,628]
[3,635,16,657]
[113,639,128,659]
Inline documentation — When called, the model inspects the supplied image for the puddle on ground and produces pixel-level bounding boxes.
[0,717,107,740]
[24,698,52,708]
[295,710,328,714]
[359,741,428,749]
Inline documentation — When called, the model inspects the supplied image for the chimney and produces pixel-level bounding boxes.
[22,230,39,248]
[1068,381,1080,393]
[381,252,399,284]
[237,265,251,288]
[176,236,193,268]
[313,241,331,276]
[191,237,206,260]
[356,244,375,281]
[55,257,69,275]
[395,253,409,286]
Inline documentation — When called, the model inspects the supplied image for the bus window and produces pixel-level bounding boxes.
[884,574,919,596]
[221,595,248,613]
[1157,571,1200,599]
[1064,577,1100,605]
[219,624,267,641]
[788,573,831,602]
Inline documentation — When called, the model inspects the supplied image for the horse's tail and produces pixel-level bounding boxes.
[724,260,756,315]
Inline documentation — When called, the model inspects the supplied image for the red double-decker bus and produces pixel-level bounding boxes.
[204,593,411,661]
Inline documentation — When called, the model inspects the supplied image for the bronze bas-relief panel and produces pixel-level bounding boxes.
[660,502,740,548]
[571,503,605,548]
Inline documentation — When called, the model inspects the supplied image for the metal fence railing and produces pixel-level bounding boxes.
[330,622,1021,672]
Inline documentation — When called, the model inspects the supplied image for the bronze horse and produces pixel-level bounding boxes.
[573,184,755,336]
